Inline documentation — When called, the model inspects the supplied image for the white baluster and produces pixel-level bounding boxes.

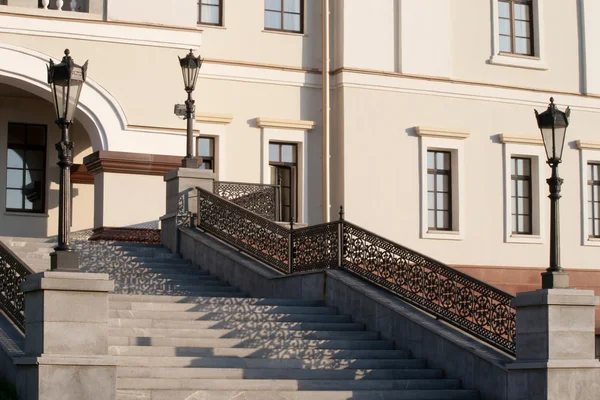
[56,0,64,11]
[41,0,49,10]
[70,0,77,12]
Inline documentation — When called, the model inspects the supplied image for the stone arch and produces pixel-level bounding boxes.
[0,43,129,151]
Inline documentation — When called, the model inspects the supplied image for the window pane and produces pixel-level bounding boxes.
[269,144,280,162]
[428,210,435,228]
[515,158,523,175]
[499,35,512,52]
[265,10,282,29]
[27,125,46,146]
[499,19,511,36]
[7,125,26,144]
[7,149,24,169]
[522,216,531,233]
[281,145,295,163]
[6,170,22,188]
[283,13,300,32]
[6,189,22,209]
[588,164,593,180]
[514,21,531,38]
[522,159,531,175]
[427,151,435,169]
[595,219,600,237]
[284,0,300,12]
[513,4,530,21]
[515,38,531,55]
[201,5,220,24]
[198,138,213,157]
[25,170,43,187]
[498,1,510,18]
[594,164,600,181]
[437,193,448,210]
[202,0,219,5]
[511,197,517,215]
[428,192,435,209]
[511,158,517,175]
[26,150,44,170]
[427,174,435,191]
[512,215,518,232]
[518,198,529,215]
[265,0,282,11]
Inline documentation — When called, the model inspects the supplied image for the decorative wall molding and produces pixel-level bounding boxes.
[255,117,316,131]
[196,113,234,125]
[576,140,600,150]
[70,164,94,184]
[84,150,183,176]
[499,134,543,145]
[416,126,470,140]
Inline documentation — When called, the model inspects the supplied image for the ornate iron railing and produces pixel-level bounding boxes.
[213,181,280,221]
[196,187,517,356]
[0,241,34,332]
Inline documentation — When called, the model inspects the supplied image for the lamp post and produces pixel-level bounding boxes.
[47,49,88,271]
[535,97,571,289]
[178,49,203,168]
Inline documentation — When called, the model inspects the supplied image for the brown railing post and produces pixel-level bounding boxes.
[338,206,344,268]
[288,217,294,273]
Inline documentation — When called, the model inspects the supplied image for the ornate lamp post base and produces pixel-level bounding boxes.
[50,250,80,271]
[541,270,570,289]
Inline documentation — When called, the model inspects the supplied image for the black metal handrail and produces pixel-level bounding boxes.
[0,240,34,332]
[196,186,517,356]
[213,181,281,221]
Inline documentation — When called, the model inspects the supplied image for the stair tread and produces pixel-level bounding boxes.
[109,294,323,306]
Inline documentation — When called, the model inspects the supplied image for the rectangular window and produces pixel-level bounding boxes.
[198,0,222,25]
[511,157,532,234]
[265,0,303,33]
[498,0,534,56]
[5,123,47,213]
[427,151,452,231]
[197,137,215,170]
[588,163,600,238]
[269,142,297,222]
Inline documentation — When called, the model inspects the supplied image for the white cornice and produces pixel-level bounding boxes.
[416,126,470,140]
[576,140,600,150]
[255,118,315,131]
[196,113,233,125]
[499,134,543,145]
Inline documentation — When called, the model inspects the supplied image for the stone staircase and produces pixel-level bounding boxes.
[2,238,480,399]
[0,236,54,272]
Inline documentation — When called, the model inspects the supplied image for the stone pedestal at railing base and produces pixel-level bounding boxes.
[508,288,600,400]
[16,271,116,400]
[161,168,214,252]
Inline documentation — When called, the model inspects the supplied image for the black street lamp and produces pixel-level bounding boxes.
[178,49,203,168]
[47,49,88,271]
[535,97,571,289]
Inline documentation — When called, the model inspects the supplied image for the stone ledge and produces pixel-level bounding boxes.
[507,359,600,370]
[164,168,215,182]
[22,271,114,293]
[14,355,117,366]
[513,289,599,308]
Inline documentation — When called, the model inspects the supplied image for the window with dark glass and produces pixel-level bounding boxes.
[269,142,297,222]
[5,123,47,213]
[588,163,600,238]
[511,157,532,234]
[498,0,534,56]
[197,137,215,170]
[198,0,222,25]
[265,0,303,33]
[427,151,452,231]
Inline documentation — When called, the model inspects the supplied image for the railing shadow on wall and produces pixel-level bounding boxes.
[197,186,517,356]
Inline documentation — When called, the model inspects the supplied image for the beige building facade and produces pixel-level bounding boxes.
[1,0,600,275]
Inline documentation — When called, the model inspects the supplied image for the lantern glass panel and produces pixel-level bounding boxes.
[541,126,554,162]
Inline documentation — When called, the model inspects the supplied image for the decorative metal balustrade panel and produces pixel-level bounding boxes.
[341,222,516,356]
[213,182,279,221]
[198,189,290,273]
[0,244,34,332]
[292,223,339,272]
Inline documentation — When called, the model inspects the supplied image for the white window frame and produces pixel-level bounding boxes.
[500,135,546,244]
[256,118,314,224]
[417,127,468,241]
[489,0,548,70]
[195,113,233,181]
[577,141,600,247]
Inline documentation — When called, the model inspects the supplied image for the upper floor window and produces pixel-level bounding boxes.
[5,123,47,213]
[197,137,215,170]
[511,157,532,234]
[588,163,600,238]
[427,150,452,231]
[498,0,534,56]
[198,0,222,26]
[265,0,303,34]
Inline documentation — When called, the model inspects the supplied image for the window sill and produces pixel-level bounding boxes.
[583,237,600,247]
[488,54,548,71]
[197,23,226,30]
[262,29,306,37]
[4,211,48,218]
[423,230,463,241]
[506,234,543,244]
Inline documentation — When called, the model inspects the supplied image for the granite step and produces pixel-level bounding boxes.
[113,290,247,298]
[109,318,364,331]
[109,294,324,307]
[109,302,338,314]
[109,310,352,323]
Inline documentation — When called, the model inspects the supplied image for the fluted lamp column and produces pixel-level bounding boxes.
[47,49,88,271]
[178,49,203,168]
[535,97,571,289]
